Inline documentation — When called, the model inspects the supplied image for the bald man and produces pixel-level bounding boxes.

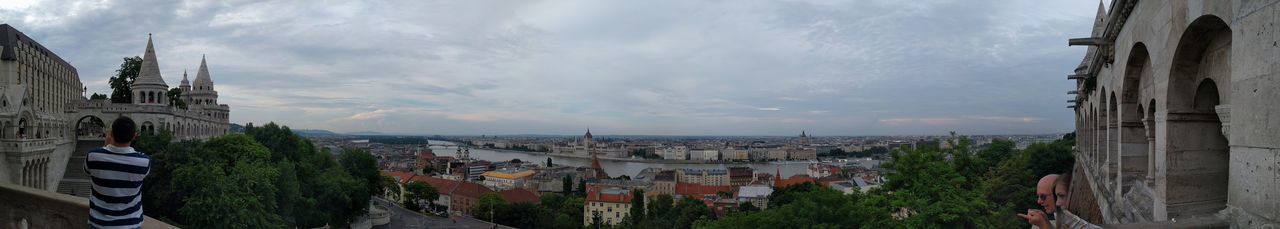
[1036,174,1060,214]
[1019,174,1059,228]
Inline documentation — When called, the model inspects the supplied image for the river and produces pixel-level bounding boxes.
[425,141,814,177]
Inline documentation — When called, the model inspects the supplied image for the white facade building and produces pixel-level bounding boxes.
[0,27,231,195]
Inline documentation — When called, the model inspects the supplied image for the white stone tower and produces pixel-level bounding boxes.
[132,34,170,106]
[179,69,191,105]
[189,55,218,106]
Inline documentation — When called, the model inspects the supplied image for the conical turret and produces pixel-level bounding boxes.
[1075,1,1107,74]
[132,34,170,105]
[180,70,190,87]
[194,55,213,91]
[134,34,168,88]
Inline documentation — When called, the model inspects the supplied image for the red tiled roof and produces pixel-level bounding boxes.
[407,175,462,196]
[451,181,494,199]
[816,176,845,186]
[586,185,633,203]
[775,175,816,188]
[382,171,415,183]
[499,189,541,204]
[675,183,733,196]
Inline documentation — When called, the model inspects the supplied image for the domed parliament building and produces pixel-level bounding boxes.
[0,24,230,197]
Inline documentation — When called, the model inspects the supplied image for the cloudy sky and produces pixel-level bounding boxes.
[0,0,1106,136]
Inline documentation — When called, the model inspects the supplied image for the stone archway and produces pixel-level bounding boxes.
[1118,43,1152,194]
[1096,87,1109,183]
[74,115,106,140]
[1161,15,1231,219]
[1107,92,1119,190]
[141,121,155,136]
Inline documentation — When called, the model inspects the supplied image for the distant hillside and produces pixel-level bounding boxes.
[294,129,341,137]
[346,131,386,136]
[229,123,246,133]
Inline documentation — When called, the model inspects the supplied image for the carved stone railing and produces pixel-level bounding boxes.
[0,182,175,228]
[1100,214,1228,229]
[0,138,57,153]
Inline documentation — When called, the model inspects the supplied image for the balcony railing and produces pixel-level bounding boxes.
[0,182,176,228]
[0,138,58,152]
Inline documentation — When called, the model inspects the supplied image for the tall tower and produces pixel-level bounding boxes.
[131,34,170,106]
[773,167,783,187]
[799,131,810,146]
[179,70,191,105]
[586,129,608,178]
[584,129,594,151]
[189,55,218,106]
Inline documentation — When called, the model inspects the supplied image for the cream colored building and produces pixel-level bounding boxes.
[0,26,230,196]
[659,145,687,160]
[690,149,719,161]
[722,148,749,161]
[677,168,728,186]
[584,187,632,226]
[481,169,534,191]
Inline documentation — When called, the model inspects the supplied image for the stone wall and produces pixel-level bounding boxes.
[0,182,174,228]
[1070,0,1280,227]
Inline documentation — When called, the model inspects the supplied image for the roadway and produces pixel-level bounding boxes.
[371,197,514,229]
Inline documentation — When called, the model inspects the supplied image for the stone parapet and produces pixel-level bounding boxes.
[0,182,175,228]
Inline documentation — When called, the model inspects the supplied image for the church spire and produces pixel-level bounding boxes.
[590,146,608,179]
[180,69,190,86]
[133,33,168,88]
[774,167,783,187]
[1092,0,1107,36]
[194,54,213,90]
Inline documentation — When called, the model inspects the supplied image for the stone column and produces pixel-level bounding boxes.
[1214,105,1230,139]
[1080,119,1092,163]
[1097,112,1109,187]
[1119,120,1147,195]
[37,160,43,190]
[1143,117,1155,185]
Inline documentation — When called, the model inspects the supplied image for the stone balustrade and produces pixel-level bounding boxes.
[0,138,57,153]
[0,182,175,229]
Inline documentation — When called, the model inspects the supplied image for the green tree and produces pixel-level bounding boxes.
[591,211,607,229]
[403,181,439,212]
[108,56,142,103]
[89,93,108,100]
[738,202,759,212]
[163,134,287,228]
[546,157,553,167]
[699,184,863,228]
[647,194,673,217]
[380,175,400,198]
[168,87,187,109]
[314,167,368,226]
[561,175,573,195]
[672,198,711,229]
[475,192,507,224]
[340,148,381,197]
[629,189,646,225]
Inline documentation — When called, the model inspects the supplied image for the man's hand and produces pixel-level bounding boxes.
[1017,209,1051,228]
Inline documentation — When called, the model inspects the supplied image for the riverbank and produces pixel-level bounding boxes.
[475,146,815,165]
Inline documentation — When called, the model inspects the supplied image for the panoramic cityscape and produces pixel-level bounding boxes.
[0,0,1278,228]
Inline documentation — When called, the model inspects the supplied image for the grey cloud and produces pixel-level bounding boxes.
[0,0,1095,135]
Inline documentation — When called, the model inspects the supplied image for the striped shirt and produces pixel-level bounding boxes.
[83,145,151,229]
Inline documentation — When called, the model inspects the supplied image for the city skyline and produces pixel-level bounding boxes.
[0,0,1104,135]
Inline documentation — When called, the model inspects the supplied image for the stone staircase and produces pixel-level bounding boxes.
[56,140,103,197]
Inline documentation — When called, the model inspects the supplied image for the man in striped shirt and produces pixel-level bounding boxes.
[84,116,150,229]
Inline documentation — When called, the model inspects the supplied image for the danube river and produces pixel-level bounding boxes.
[425,141,814,177]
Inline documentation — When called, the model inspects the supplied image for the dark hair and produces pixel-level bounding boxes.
[1057,170,1072,186]
[111,116,137,145]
